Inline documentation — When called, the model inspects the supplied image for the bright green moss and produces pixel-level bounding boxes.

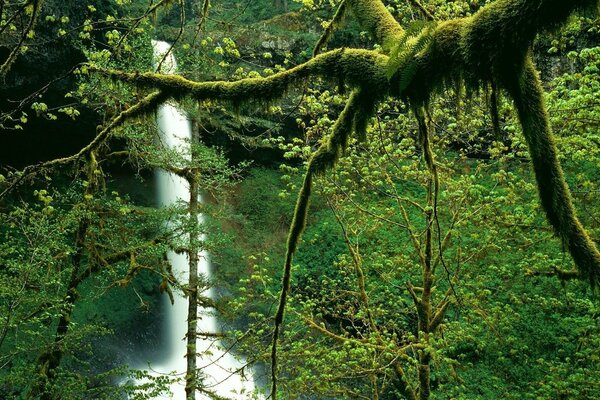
[505,61,600,288]
[346,0,404,52]
[97,0,600,306]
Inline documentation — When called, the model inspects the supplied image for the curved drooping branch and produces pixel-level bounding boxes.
[270,88,379,398]
[92,48,389,106]
[504,61,600,288]
[0,91,167,199]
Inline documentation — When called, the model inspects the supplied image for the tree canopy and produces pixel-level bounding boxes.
[1,0,599,399]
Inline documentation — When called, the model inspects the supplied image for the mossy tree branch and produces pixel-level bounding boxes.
[89,0,600,397]
[91,48,389,106]
[345,0,404,51]
[503,61,600,288]
[271,88,378,399]
[313,0,348,57]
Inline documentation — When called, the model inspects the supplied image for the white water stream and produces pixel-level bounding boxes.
[144,40,255,400]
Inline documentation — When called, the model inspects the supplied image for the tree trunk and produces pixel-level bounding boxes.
[185,123,200,400]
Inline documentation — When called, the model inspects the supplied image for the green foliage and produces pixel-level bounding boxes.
[221,28,600,397]
[2,1,600,399]
[0,181,168,399]
[386,20,437,92]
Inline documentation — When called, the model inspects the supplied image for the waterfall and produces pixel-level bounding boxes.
[146,39,255,400]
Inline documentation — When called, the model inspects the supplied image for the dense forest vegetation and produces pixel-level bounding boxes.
[1,0,599,399]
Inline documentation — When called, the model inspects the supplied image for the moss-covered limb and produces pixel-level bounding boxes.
[270,90,373,399]
[489,81,502,139]
[393,363,418,400]
[413,106,437,400]
[414,106,437,186]
[270,170,311,400]
[0,91,167,200]
[97,1,596,109]
[0,0,44,80]
[463,0,598,75]
[310,88,379,172]
[504,61,600,289]
[345,0,404,51]
[401,0,598,100]
[93,48,389,106]
[95,0,594,104]
[313,0,348,57]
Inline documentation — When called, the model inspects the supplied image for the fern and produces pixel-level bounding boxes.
[386,21,436,93]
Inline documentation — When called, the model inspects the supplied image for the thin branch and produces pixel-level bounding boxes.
[0,0,44,79]
[0,91,167,199]
[313,0,348,57]
[407,0,436,21]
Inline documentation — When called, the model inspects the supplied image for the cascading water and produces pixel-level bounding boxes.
[145,39,255,400]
